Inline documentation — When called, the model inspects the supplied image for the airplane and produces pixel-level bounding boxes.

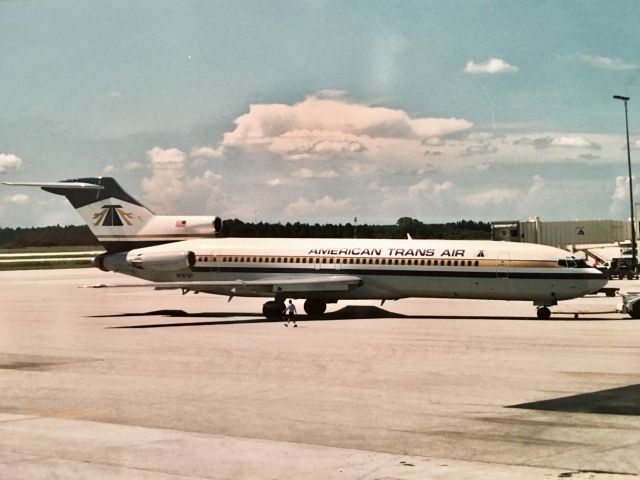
[3,177,611,320]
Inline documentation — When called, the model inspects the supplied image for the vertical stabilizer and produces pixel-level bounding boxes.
[4,177,222,252]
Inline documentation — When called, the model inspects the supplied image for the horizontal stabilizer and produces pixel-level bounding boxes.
[2,181,104,190]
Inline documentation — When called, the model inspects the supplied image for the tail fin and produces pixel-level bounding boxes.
[4,177,222,252]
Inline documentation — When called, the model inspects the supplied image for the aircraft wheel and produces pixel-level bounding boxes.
[629,302,640,319]
[536,306,551,320]
[262,300,285,320]
[304,299,327,318]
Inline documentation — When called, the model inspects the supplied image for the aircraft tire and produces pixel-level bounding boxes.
[536,306,551,320]
[629,302,640,319]
[262,300,285,320]
[304,299,327,318]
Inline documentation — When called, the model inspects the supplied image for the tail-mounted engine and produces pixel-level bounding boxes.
[93,250,196,272]
[126,251,196,271]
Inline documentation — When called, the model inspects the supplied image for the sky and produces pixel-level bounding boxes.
[2,0,640,227]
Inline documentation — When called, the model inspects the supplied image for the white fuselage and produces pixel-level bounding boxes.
[102,237,607,304]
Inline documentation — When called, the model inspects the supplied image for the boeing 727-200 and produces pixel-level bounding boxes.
[4,177,611,320]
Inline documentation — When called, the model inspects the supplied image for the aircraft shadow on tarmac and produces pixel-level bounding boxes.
[508,384,640,416]
[92,305,622,329]
[100,306,404,329]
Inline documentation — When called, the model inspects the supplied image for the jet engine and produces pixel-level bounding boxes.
[125,250,196,271]
[154,215,223,235]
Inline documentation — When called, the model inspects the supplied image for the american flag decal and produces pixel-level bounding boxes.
[176,220,187,227]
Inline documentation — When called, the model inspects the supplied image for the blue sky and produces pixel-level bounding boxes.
[2,0,640,227]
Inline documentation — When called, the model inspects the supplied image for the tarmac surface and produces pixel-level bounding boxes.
[1,268,640,479]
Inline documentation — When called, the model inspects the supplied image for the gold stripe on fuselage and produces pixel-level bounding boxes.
[191,255,561,269]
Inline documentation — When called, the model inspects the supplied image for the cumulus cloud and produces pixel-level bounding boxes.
[124,161,146,170]
[408,179,453,197]
[267,178,284,186]
[463,143,498,156]
[513,135,600,150]
[285,195,353,217]
[578,54,638,70]
[147,147,186,165]
[141,147,222,212]
[190,146,224,158]
[292,168,339,179]
[464,58,519,74]
[221,95,472,161]
[609,176,638,215]
[0,153,22,174]
[460,175,545,208]
[460,188,518,207]
[269,131,367,160]
[3,193,29,204]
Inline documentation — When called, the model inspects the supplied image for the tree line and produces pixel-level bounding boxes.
[0,217,491,248]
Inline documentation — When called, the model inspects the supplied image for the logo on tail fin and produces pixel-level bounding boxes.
[93,205,135,226]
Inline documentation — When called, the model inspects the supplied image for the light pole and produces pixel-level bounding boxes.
[613,95,636,272]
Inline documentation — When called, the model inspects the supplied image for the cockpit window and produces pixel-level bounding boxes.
[558,259,589,268]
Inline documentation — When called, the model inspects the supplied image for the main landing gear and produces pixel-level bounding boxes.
[261,298,328,320]
[262,300,285,320]
[304,299,326,318]
[536,306,551,320]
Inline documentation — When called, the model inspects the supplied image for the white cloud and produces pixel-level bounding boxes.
[147,147,187,165]
[202,170,222,181]
[142,147,189,209]
[528,174,545,197]
[285,195,353,217]
[292,168,339,179]
[222,95,473,161]
[408,179,453,197]
[0,153,22,174]
[461,188,518,207]
[3,193,29,204]
[140,147,224,214]
[609,176,638,215]
[553,136,600,149]
[464,58,519,74]
[124,161,146,170]
[269,131,367,160]
[315,89,347,98]
[190,146,224,158]
[463,143,498,156]
[267,178,284,186]
[103,164,115,173]
[513,135,600,150]
[578,54,638,70]
[460,175,545,209]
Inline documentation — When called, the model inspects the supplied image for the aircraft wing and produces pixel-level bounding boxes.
[84,274,364,295]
